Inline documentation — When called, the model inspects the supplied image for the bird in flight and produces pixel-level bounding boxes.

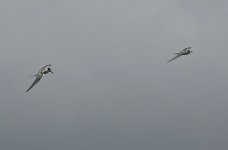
[26,64,53,93]
[167,47,192,62]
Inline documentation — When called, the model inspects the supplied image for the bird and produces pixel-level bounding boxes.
[25,64,53,93]
[167,47,192,62]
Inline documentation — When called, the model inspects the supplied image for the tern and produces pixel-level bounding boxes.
[167,47,192,62]
[26,64,53,93]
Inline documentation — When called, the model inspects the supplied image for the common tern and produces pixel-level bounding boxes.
[167,47,192,62]
[26,64,53,93]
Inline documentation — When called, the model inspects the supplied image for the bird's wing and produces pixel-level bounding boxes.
[182,47,188,51]
[25,72,43,93]
[40,65,48,71]
[167,54,182,62]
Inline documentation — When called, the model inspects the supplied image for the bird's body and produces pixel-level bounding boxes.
[26,64,53,93]
[167,47,192,62]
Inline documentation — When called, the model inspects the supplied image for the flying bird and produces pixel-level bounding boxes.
[167,47,192,62]
[26,64,53,93]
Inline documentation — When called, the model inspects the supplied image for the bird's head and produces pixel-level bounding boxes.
[47,67,54,74]
[186,47,192,53]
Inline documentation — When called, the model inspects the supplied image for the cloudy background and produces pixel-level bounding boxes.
[0,0,228,150]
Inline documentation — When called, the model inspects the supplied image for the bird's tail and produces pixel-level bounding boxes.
[29,75,37,77]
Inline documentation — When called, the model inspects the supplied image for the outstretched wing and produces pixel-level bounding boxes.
[25,73,43,93]
[167,54,182,62]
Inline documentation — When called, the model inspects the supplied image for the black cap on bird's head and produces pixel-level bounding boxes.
[186,47,193,53]
[47,68,54,74]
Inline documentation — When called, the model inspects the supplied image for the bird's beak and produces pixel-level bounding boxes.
[51,71,54,74]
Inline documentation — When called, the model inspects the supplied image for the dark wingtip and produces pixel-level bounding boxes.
[25,88,31,93]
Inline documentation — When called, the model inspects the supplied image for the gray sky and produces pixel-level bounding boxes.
[1,0,228,150]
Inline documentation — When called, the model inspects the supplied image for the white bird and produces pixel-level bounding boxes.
[167,47,192,62]
[26,64,53,93]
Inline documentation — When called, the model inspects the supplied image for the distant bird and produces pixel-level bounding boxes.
[167,47,192,62]
[26,64,53,93]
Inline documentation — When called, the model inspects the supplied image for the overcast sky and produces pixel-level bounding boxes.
[1,0,228,150]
